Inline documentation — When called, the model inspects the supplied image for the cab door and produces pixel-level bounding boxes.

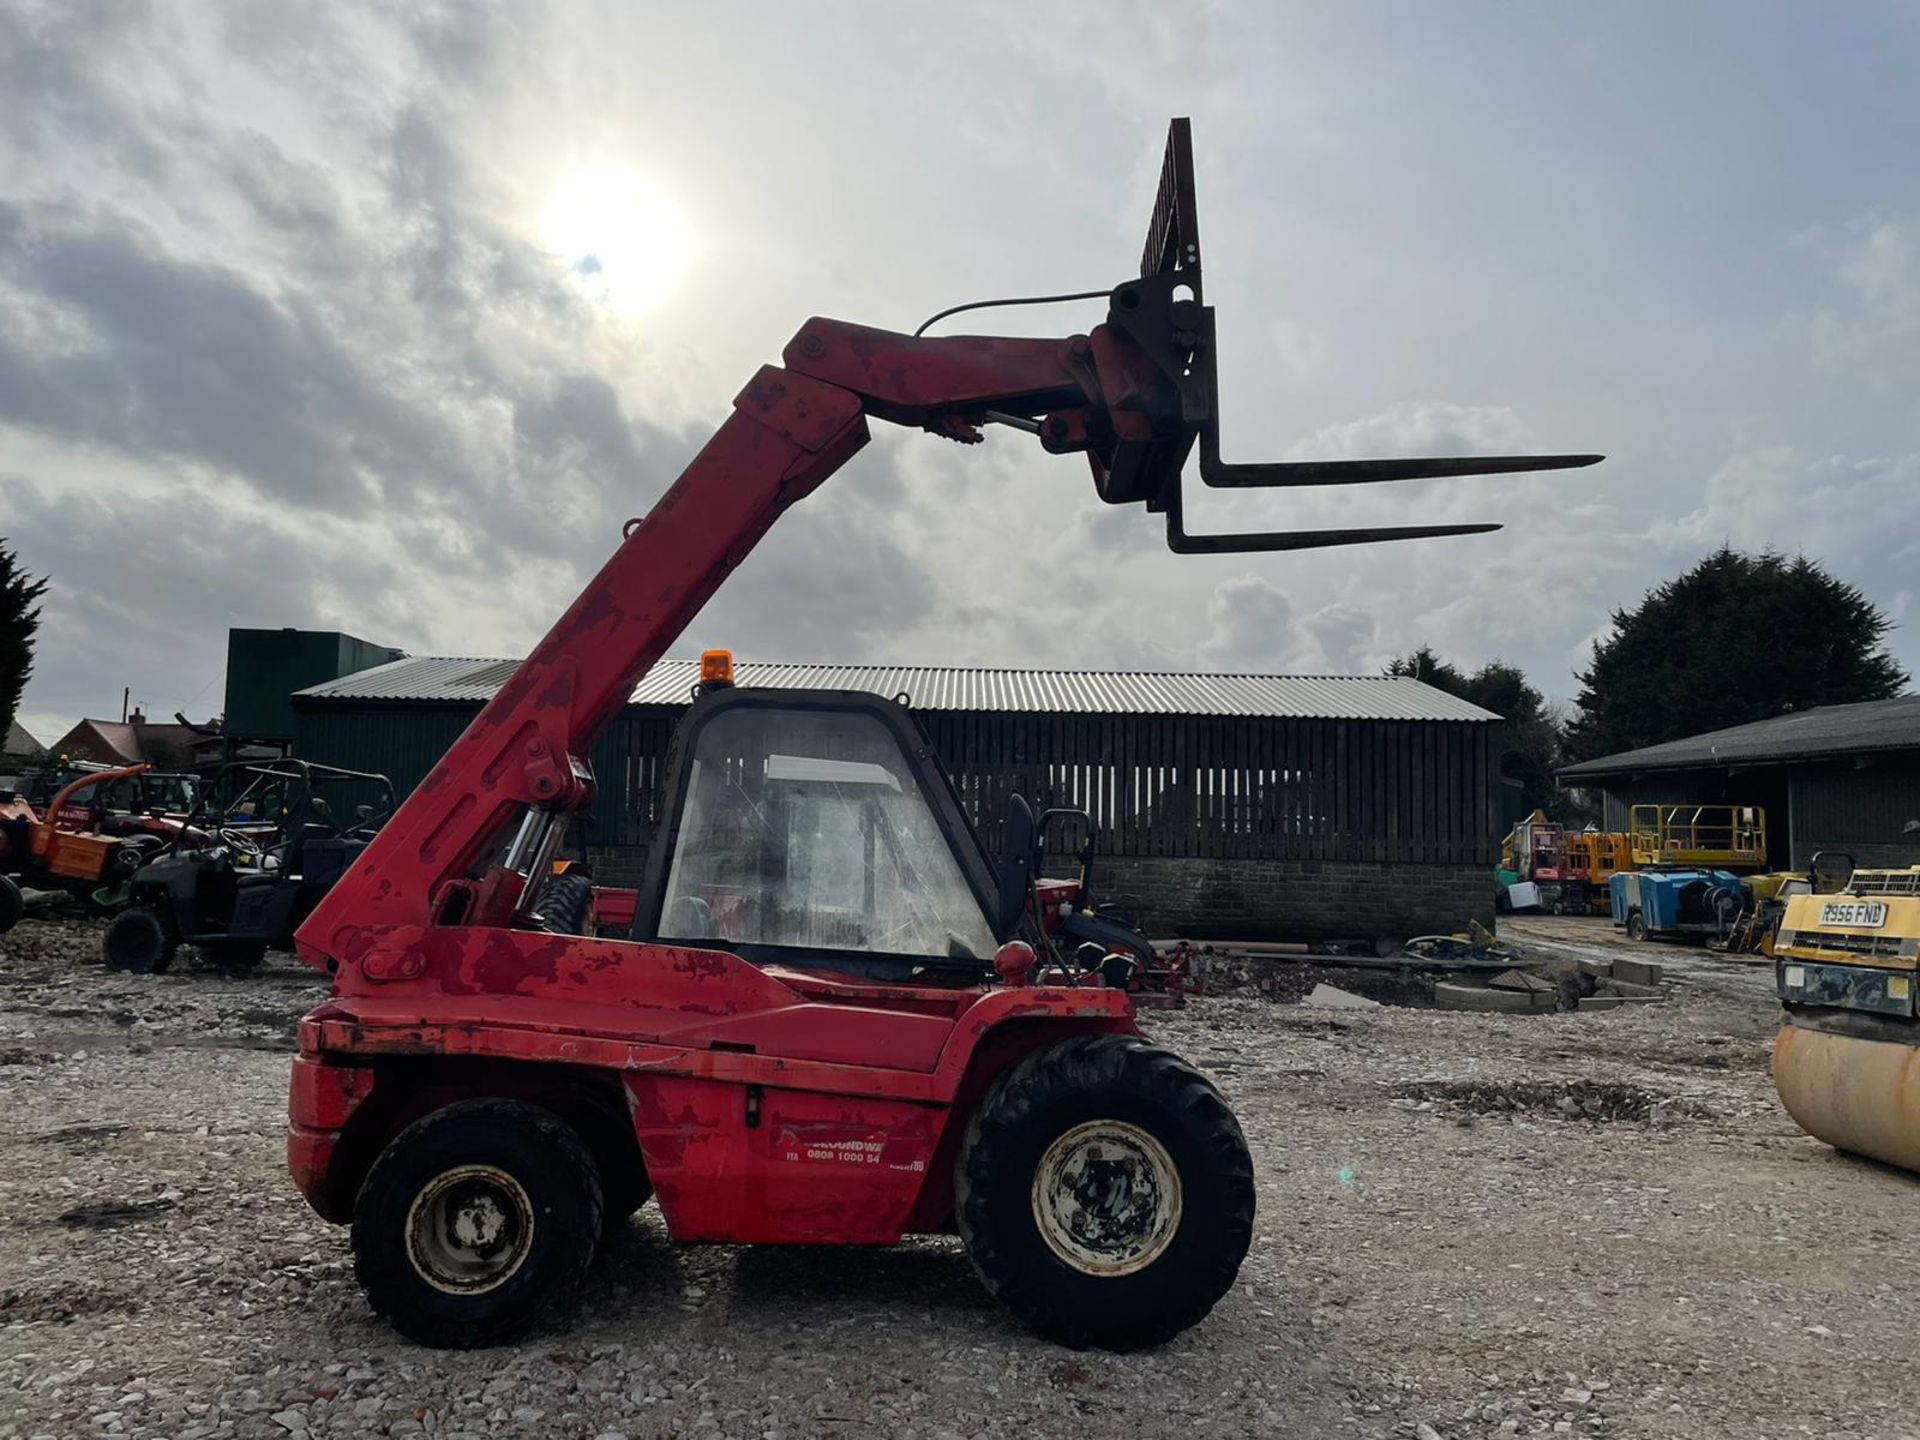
[632,689,1000,984]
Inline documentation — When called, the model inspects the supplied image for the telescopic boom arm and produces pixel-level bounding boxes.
[295,119,1599,978]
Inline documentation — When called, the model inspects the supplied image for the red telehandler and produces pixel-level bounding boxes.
[287,121,1599,1350]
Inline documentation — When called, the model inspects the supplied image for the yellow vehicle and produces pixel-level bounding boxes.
[1716,871,1810,957]
[1562,829,1633,914]
[1772,860,1920,1170]
[1629,804,1767,870]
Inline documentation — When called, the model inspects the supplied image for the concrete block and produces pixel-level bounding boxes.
[1613,957,1664,987]
[1576,994,1625,1012]
[1488,968,1556,993]
[1435,982,1555,1014]
[1574,958,1614,980]
[1304,983,1381,1010]
[1601,979,1663,998]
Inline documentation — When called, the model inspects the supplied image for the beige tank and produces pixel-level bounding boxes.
[1773,1023,1920,1172]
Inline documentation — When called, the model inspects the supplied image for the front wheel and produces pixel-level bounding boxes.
[102,907,178,974]
[956,1034,1255,1350]
[1625,910,1649,942]
[352,1098,603,1348]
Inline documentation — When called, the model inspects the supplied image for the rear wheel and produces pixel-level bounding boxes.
[102,907,178,974]
[1625,910,1649,942]
[0,874,21,935]
[956,1034,1254,1350]
[535,872,595,936]
[352,1098,603,1348]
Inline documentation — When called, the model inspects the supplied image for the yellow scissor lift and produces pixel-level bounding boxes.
[1628,805,1769,870]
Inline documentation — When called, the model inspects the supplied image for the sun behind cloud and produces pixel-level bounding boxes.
[539,166,690,316]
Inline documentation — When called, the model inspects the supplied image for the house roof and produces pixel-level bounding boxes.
[47,718,203,768]
[1558,694,1920,780]
[3,719,44,756]
[295,656,1502,723]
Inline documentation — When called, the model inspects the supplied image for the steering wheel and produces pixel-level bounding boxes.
[664,894,715,939]
[217,827,266,864]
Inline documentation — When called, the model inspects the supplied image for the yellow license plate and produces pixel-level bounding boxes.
[1819,900,1888,928]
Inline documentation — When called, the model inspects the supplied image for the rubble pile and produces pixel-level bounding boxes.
[1190,941,1669,1017]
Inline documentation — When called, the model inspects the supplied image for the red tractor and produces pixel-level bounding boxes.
[287,121,1597,1350]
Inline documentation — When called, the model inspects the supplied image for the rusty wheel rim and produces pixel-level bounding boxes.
[1031,1119,1182,1277]
[405,1165,535,1295]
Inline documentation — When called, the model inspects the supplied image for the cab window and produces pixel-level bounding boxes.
[658,708,995,961]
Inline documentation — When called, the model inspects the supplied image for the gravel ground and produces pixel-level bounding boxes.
[2,913,1916,1440]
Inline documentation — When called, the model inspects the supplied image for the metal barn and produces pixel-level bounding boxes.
[290,657,1504,940]
[1557,696,1920,871]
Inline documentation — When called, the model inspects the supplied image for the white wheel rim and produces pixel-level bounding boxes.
[405,1165,536,1295]
[1031,1119,1183,1276]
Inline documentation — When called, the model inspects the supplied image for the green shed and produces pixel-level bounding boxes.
[224,629,404,746]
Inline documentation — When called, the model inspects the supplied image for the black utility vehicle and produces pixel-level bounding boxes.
[102,760,393,972]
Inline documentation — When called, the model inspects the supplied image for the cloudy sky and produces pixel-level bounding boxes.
[3,1,1917,742]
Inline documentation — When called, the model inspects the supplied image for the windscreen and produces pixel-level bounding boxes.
[145,775,198,812]
[658,707,995,961]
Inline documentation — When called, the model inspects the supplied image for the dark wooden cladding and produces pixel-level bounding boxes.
[607,707,1497,864]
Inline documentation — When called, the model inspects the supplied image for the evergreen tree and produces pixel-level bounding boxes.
[1387,646,1562,816]
[1564,547,1907,761]
[0,540,49,751]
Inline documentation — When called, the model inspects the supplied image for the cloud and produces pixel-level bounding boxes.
[0,6,715,738]
[3,0,1918,747]
[0,201,428,509]
[1676,444,1920,633]
[1197,575,1378,674]
[1284,401,1537,461]
[1806,218,1920,391]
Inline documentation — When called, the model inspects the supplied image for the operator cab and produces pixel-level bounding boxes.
[630,686,1001,984]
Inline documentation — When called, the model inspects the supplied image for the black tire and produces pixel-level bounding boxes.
[105,836,161,885]
[0,874,21,935]
[1625,910,1649,942]
[601,1171,656,1238]
[199,939,268,969]
[352,1098,603,1349]
[956,1034,1255,1351]
[535,873,594,936]
[102,907,178,974]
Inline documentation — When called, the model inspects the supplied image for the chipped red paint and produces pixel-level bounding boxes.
[630,1078,941,1244]
[288,942,1137,1239]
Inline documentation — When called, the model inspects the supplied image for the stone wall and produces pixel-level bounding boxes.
[587,842,1492,944]
[1086,855,1493,943]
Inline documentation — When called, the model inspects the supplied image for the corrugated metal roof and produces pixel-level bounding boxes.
[1558,694,1920,779]
[295,656,1501,723]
